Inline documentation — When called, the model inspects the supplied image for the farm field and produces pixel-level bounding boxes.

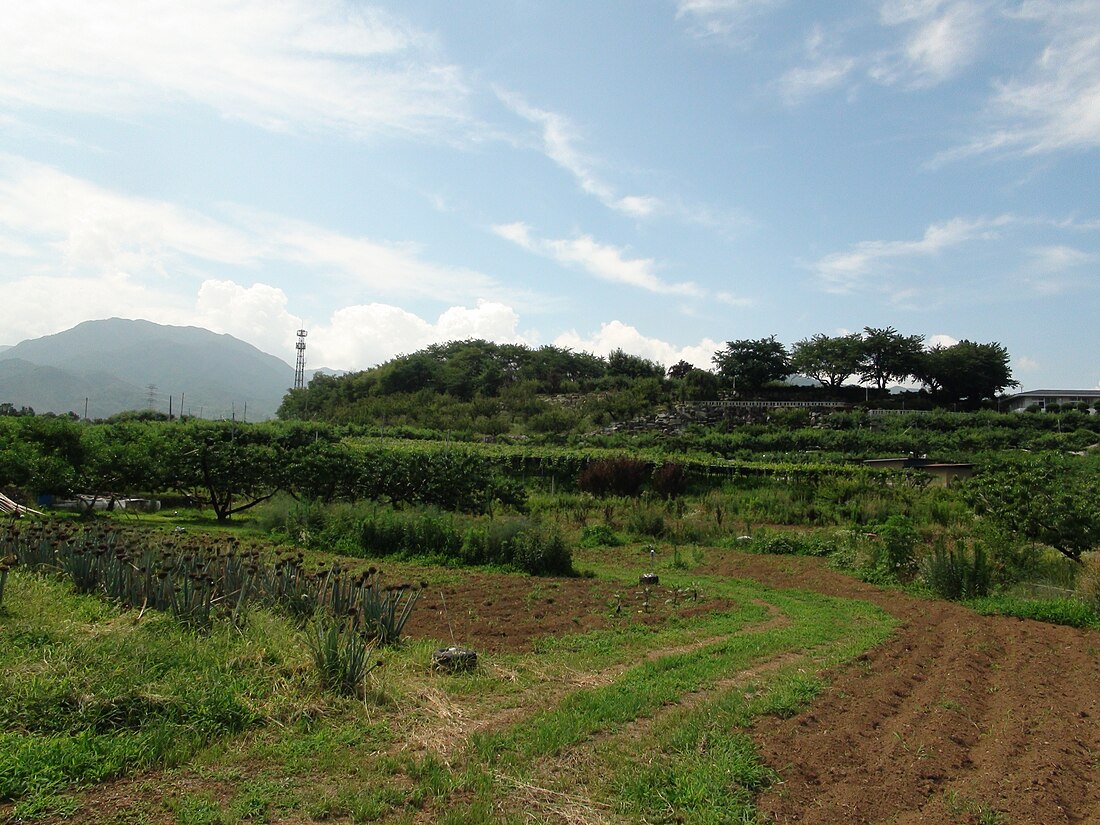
[3,539,1097,825]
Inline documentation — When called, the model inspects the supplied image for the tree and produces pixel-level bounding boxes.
[790,333,863,388]
[964,456,1099,564]
[918,340,1017,408]
[712,337,790,391]
[607,348,665,380]
[165,422,282,521]
[666,360,695,380]
[858,326,924,391]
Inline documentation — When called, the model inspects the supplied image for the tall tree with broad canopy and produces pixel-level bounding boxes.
[712,336,791,391]
[790,333,863,388]
[918,340,1017,408]
[859,326,925,391]
[964,455,1099,564]
[607,348,666,380]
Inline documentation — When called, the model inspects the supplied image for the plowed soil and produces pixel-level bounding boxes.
[404,571,729,653]
[696,552,1100,825]
[401,554,1100,823]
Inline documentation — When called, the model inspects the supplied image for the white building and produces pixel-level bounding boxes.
[1001,389,1100,413]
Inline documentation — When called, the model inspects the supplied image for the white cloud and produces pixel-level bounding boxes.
[780,56,857,103]
[715,291,755,308]
[1016,355,1041,373]
[496,90,663,218]
[0,158,522,345]
[492,222,702,296]
[554,320,722,369]
[194,280,299,358]
[0,0,469,139]
[0,157,260,273]
[880,1,985,87]
[779,1,988,105]
[813,214,1014,293]
[927,333,960,348]
[935,1,1100,161]
[1029,244,1097,271]
[675,0,786,41]
[309,300,528,370]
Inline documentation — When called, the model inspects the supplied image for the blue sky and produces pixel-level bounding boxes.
[1,0,1098,389]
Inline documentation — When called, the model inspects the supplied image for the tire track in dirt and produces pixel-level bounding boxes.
[700,552,1100,825]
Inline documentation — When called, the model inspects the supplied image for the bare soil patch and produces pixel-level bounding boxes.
[697,552,1100,825]
[404,571,726,653]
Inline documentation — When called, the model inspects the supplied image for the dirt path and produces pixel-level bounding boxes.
[697,552,1100,825]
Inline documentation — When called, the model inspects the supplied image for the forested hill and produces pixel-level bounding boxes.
[277,332,1020,436]
[276,339,697,432]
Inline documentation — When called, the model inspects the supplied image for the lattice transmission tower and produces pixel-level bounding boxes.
[294,329,308,390]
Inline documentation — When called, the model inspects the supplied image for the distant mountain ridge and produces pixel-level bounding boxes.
[0,319,294,420]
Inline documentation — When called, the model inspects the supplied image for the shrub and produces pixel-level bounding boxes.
[510,523,572,576]
[1078,554,1100,610]
[459,518,573,575]
[743,529,833,557]
[579,524,623,547]
[921,539,992,600]
[651,462,688,499]
[627,504,666,538]
[355,507,463,560]
[872,515,919,580]
[578,458,651,498]
[461,518,530,566]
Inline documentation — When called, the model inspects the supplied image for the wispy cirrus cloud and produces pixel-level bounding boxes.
[812,214,1014,294]
[779,26,858,103]
[779,1,989,104]
[496,90,662,217]
[871,0,988,88]
[493,222,702,296]
[675,0,786,42]
[934,0,1100,162]
[0,0,470,139]
[496,90,752,232]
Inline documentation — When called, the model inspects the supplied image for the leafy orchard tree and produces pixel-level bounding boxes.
[163,421,284,522]
[712,336,791,391]
[964,456,1099,564]
[859,326,925,391]
[918,340,1017,407]
[790,333,863,388]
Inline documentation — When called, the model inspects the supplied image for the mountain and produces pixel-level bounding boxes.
[0,319,294,420]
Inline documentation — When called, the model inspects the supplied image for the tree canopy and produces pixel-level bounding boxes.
[918,340,1017,408]
[859,327,926,391]
[790,333,863,388]
[712,337,791,391]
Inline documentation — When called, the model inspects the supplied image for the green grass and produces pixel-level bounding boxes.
[0,571,307,818]
[965,593,1100,629]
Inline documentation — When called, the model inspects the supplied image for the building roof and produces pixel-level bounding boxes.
[1004,389,1100,399]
